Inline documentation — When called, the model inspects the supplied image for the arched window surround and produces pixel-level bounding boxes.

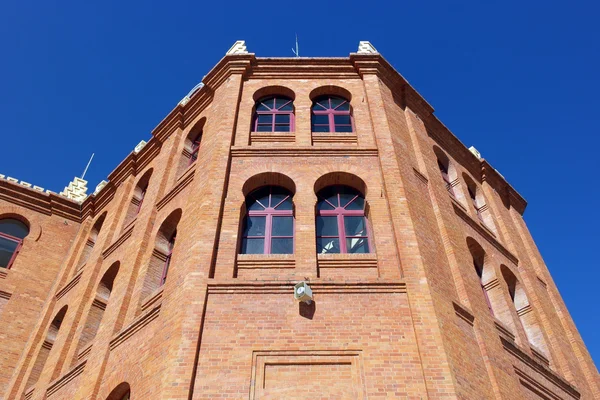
[252,96,295,133]
[0,217,30,269]
[240,186,294,255]
[316,185,370,254]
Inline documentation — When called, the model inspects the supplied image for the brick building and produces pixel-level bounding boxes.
[0,40,598,399]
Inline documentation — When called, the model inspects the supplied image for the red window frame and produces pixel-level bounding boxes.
[253,96,294,133]
[311,96,354,133]
[0,232,23,269]
[188,132,202,165]
[160,231,176,285]
[316,186,370,254]
[241,187,294,254]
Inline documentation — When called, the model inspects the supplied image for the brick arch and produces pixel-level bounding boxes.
[0,205,42,241]
[309,85,352,102]
[466,237,495,283]
[313,171,367,198]
[103,381,131,400]
[252,85,296,102]
[432,145,458,183]
[241,172,296,198]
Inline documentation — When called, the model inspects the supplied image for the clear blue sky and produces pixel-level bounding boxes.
[1,0,598,366]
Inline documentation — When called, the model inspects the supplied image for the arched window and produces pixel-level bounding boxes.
[316,185,370,254]
[26,306,67,389]
[0,218,29,269]
[311,96,353,133]
[437,159,455,196]
[161,231,176,285]
[77,213,106,272]
[253,96,294,132]
[189,132,202,165]
[142,209,181,300]
[240,187,294,254]
[106,383,131,400]
[74,262,119,364]
[123,169,153,229]
[501,265,550,360]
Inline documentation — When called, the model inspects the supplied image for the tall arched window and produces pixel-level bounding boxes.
[501,265,550,360]
[253,96,294,132]
[189,132,202,165]
[240,187,294,254]
[26,306,67,390]
[316,185,370,254]
[77,213,106,272]
[0,218,29,269]
[106,382,131,400]
[311,96,353,132]
[123,169,153,229]
[437,159,455,196]
[142,209,181,301]
[161,231,176,285]
[73,262,119,364]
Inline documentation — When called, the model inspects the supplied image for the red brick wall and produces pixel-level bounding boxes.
[0,53,597,400]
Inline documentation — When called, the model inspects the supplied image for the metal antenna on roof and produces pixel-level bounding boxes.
[292,34,299,57]
[81,153,95,180]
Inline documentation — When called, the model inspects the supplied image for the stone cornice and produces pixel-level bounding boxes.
[0,179,81,222]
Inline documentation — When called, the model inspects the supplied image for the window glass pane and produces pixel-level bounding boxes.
[271,238,293,254]
[316,216,338,236]
[275,124,290,132]
[344,216,367,236]
[249,187,270,209]
[0,219,29,239]
[272,216,293,236]
[257,114,273,123]
[331,97,348,109]
[256,103,271,111]
[275,114,290,123]
[0,236,19,268]
[346,237,369,253]
[339,186,359,208]
[312,114,329,125]
[275,97,291,109]
[312,124,329,132]
[256,125,273,132]
[318,186,339,208]
[344,195,364,210]
[317,238,340,254]
[270,187,288,206]
[241,238,265,254]
[334,124,353,132]
[313,99,329,110]
[334,115,351,125]
[243,216,266,236]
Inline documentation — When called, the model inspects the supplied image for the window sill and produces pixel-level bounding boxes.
[141,286,164,313]
[0,268,8,279]
[317,253,378,269]
[236,253,295,270]
[250,131,295,144]
[311,131,357,145]
[494,317,516,342]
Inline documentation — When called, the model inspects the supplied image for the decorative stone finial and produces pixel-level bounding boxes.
[94,180,108,195]
[468,146,482,160]
[134,140,147,154]
[226,40,248,55]
[179,81,205,106]
[60,177,88,202]
[357,41,378,54]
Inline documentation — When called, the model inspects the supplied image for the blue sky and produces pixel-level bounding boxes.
[1,0,598,366]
